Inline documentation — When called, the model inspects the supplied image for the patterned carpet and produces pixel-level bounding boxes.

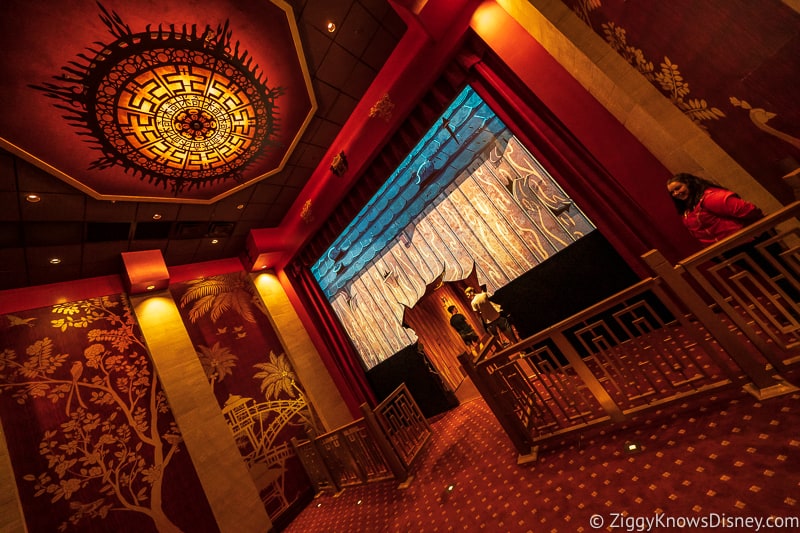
[283,378,800,532]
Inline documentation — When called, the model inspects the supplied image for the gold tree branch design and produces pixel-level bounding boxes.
[571,0,602,26]
[0,296,184,532]
[601,21,725,130]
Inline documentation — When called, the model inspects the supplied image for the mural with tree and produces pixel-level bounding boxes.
[0,295,216,533]
[172,271,320,524]
[565,0,800,202]
[600,21,724,131]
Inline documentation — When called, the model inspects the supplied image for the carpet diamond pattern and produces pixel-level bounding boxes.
[285,383,800,532]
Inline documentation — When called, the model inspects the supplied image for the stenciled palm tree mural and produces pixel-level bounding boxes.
[179,271,267,324]
[220,351,323,514]
[0,296,192,532]
[196,341,239,392]
[175,271,321,520]
[253,351,320,434]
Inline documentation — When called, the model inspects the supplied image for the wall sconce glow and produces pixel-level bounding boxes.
[49,258,61,264]
[137,296,177,321]
[327,21,336,33]
[253,270,280,291]
[471,3,505,38]
[26,194,41,203]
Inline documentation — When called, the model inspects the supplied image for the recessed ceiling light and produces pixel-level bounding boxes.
[146,285,156,291]
[49,258,61,265]
[25,194,41,203]
[152,213,162,220]
[236,204,245,210]
[211,239,219,244]
[327,21,336,33]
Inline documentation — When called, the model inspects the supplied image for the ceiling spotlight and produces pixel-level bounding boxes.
[25,194,41,203]
[49,258,61,265]
[146,285,156,291]
[327,21,336,33]
[211,239,219,244]
[152,213,162,220]
[236,204,245,210]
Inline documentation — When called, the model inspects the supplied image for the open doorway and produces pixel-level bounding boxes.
[400,268,486,393]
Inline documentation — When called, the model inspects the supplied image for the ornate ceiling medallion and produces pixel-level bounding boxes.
[34,3,283,195]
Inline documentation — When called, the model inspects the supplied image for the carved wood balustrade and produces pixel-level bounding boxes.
[461,202,800,463]
[290,383,431,495]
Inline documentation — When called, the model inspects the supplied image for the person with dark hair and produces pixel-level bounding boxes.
[447,305,479,350]
[666,172,764,245]
[667,173,800,309]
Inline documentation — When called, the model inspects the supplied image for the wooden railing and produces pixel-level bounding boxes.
[290,383,432,495]
[669,203,800,368]
[461,202,800,462]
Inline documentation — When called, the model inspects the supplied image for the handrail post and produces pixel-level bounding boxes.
[642,249,797,399]
[458,353,538,463]
[550,331,626,423]
[290,436,341,495]
[359,403,411,488]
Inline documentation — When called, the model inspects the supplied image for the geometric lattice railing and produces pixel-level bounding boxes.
[368,383,432,468]
[461,277,742,461]
[675,202,800,366]
[461,202,800,462]
[291,384,432,494]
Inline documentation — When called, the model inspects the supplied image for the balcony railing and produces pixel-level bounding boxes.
[291,383,432,495]
[461,202,800,462]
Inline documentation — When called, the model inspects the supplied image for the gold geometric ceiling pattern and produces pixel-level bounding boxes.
[3,0,315,203]
[0,0,406,291]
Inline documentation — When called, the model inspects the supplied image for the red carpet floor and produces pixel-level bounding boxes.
[283,381,800,532]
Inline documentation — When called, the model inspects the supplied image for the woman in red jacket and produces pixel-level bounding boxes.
[666,173,764,245]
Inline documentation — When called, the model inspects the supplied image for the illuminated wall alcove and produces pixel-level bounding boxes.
[311,86,596,372]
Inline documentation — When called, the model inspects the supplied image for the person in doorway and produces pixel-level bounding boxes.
[464,286,519,346]
[666,172,764,246]
[447,305,480,352]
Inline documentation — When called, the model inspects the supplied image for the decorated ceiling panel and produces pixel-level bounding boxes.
[0,0,315,202]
